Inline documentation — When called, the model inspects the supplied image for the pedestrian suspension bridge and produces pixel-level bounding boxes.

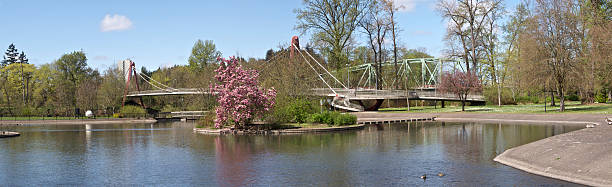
[122,37,484,112]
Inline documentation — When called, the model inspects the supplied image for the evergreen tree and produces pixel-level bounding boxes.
[3,44,19,66]
[17,52,28,64]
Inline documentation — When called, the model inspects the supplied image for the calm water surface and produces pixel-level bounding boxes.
[0,122,584,186]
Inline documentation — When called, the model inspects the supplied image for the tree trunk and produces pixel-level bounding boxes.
[461,100,465,111]
[608,90,611,103]
[497,83,502,106]
[4,87,12,115]
[559,89,565,112]
[551,91,556,106]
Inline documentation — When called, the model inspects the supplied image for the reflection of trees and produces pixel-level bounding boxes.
[210,132,361,186]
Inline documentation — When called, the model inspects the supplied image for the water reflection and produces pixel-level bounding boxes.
[0,122,583,186]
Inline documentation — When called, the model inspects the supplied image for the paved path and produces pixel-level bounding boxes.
[354,112,612,186]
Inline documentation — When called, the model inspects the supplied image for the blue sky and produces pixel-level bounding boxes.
[0,0,520,71]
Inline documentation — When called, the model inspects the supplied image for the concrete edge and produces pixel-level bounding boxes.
[494,148,612,186]
[0,119,158,125]
[194,124,366,135]
[273,124,365,134]
[436,117,595,126]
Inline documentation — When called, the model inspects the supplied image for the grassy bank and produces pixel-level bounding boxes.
[379,101,612,114]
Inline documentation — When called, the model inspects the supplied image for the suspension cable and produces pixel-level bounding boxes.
[293,43,338,96]
[138,72,177,91]
[136,73,173,92]
[302,49,347,89]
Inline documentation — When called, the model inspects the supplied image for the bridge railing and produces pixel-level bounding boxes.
[414,91,485,101]
[310,88,484,101]
[310,88,407,97]
[128,88,203,95]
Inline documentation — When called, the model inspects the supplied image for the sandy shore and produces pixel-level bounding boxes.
[0,118,157,125]
[355,112,612,186]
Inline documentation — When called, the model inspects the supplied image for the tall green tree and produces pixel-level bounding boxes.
[520,0,584,111]
[295,0,369,70]
[32,64,57,109]
[98,66,124,112]
[54,51,91,110]
[188,39,221,71]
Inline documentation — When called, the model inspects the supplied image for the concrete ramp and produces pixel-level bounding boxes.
[331,97,364,112]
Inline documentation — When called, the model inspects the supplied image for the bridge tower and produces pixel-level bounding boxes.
[120,59,145,108]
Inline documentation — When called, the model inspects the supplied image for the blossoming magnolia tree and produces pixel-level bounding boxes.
[438,70,482,111]
[211,57,276,129]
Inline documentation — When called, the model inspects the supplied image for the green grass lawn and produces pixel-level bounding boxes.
[379,101,612,114]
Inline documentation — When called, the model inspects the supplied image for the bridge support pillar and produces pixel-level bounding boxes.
[441,101,445,108]
[357,99,385,111]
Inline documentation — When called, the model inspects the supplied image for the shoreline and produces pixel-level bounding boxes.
[0,118,157,125]
[3,111,611,185]
[194,124,367,134]
[355,112,612,186]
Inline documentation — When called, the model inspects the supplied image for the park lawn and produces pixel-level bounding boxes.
[379,101,612,114]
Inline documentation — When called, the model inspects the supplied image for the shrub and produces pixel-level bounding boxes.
[333,113,357,126]
[565,94,579,101]
[516,95,541,104]
[120,105,146,118]
[307,111,356,126]
[595,93,608,103]
[484,87,517,105]
[161,105,178,113]
[112,113,121,118]
[197,111,217,128]
[18,107,35,116]
[269,98,317,124]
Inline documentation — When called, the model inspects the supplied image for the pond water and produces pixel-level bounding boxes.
[0,122,584,186]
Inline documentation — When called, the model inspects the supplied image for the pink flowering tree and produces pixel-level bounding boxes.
[211,57,276,129]
[438,70,482,111]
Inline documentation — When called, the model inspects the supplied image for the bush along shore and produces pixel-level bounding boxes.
[194,111,360,135]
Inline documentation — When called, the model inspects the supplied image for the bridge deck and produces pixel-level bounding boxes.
[127,88,484,102]
[309,88,484,102]
[127,89,214,97]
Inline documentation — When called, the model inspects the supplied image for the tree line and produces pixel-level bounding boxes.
[2,0,609,115]
[295,0,611,111]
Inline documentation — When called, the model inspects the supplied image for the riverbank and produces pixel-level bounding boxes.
[0,118,157,125]
[194,124,367,134]
[494,126,612,186]
[355,111,612,186]
[355,112,608,125]
[380,101,612,114]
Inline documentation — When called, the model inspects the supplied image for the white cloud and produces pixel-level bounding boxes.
[393,0,417,12]
[393,0,432,12]
[100,14,133,32]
